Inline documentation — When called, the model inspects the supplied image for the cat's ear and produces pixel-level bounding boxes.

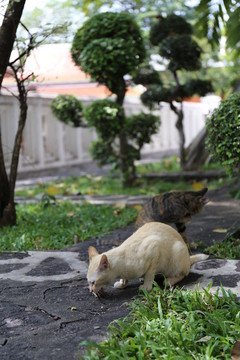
[88,246,99,261]
[98,254,109,271]
[199,187,208,195]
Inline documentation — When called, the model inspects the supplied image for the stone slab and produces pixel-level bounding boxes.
[0,251,88,282]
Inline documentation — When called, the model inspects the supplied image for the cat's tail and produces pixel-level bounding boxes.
[190,253,209,265]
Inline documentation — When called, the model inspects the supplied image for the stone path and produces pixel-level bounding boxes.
[0,184,239,359]
[0,251,87,282]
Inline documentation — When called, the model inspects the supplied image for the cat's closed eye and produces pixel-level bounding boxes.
[89,281,95,285]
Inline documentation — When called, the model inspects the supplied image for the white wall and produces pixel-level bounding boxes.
[0,94,217,173]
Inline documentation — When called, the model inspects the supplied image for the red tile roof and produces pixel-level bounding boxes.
[3,43,142,99]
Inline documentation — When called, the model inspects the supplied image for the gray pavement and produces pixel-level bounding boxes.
[0,161,239,359]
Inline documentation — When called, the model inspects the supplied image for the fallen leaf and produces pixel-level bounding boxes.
[213,228,228,233]
[47,186,59,196]
[164,159,170,168]
[114,209,122,217]
[196,335,211,343]
[113,202,126,209]
[87,188,94,195]
[192,181,204,191]
[132,204,142,212]
[232,340,240,360]
[67,211,75,217]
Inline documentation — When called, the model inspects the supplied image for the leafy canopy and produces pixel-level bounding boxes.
[84,99,160,169]
[50,95,83,127]
[195,0,240,57]
[71,11,145,94]
[206,93,240,174]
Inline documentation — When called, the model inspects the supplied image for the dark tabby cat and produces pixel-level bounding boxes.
[135,188,208,244]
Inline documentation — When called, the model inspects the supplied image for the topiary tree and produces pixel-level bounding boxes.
[51,95,84,128]
[206,93,240,175]
[84,99,160,183]
[71,11,160,186]
[71,11,146,106]
[135,14,212,169]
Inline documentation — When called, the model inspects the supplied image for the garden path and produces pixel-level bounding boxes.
[0,183,240,359]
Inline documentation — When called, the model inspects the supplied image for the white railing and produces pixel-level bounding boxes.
[0,94,218,173]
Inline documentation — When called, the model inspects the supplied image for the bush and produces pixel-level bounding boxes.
[51,95,83,127]
[125,113,161,148]
[83,99,123,140]
[84,100,160,175]
[206,93,240,174]
[160,35,202,71]
[150,13,192,45]
[71,12,145,95]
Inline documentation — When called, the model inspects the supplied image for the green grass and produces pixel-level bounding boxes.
[15,158,225,198]
[80,284,240,359]
[136,156,181,174]
[137,157,223,174]
[205,229,240,259]
[0,200,137,252]
[15,175,194,197]
[15,173,225,198]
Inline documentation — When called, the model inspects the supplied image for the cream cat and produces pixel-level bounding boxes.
[87,222,208,297]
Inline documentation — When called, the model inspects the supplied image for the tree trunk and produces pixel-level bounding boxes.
[185,127,210,170]
[0,0,26,89]
[0,0,26,226]
[0,126,11,222]
[116,78,136,187]
[170,101,186,168]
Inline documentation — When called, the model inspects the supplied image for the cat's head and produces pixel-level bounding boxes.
[186,187,209,214]
[87,246,112,297]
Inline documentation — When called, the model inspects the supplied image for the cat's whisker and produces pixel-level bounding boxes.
[202,197,209,205]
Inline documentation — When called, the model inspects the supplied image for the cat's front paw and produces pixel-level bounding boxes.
[139,282,153,291]
[114,279,128,289]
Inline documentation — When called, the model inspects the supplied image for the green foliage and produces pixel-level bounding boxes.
[125,113,161,149]
[140,79,212,107]
[50,95,83,127]
[205,229,240,260]
[90,141,117,167]
[84,99,122,168]
[71,12,145,94]
[84,99,160,185]
[150,13,192,45]
[71,11,150,186]
[160,35,202,71]
[142,13,211,104]
[83,99,123,139]
[206,93,240,174]
[133,65,161,86]
[195,0,240,57]
[78,38,142,93]
[0,201,137,251]
[141,84,190,107]
[15,161,225,198]
[138,13,212,169]
[72,11,144,54]
[80,284,240,359]
[184,79,213,97]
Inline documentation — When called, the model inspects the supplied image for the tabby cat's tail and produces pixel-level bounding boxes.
[190,253,209,265]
